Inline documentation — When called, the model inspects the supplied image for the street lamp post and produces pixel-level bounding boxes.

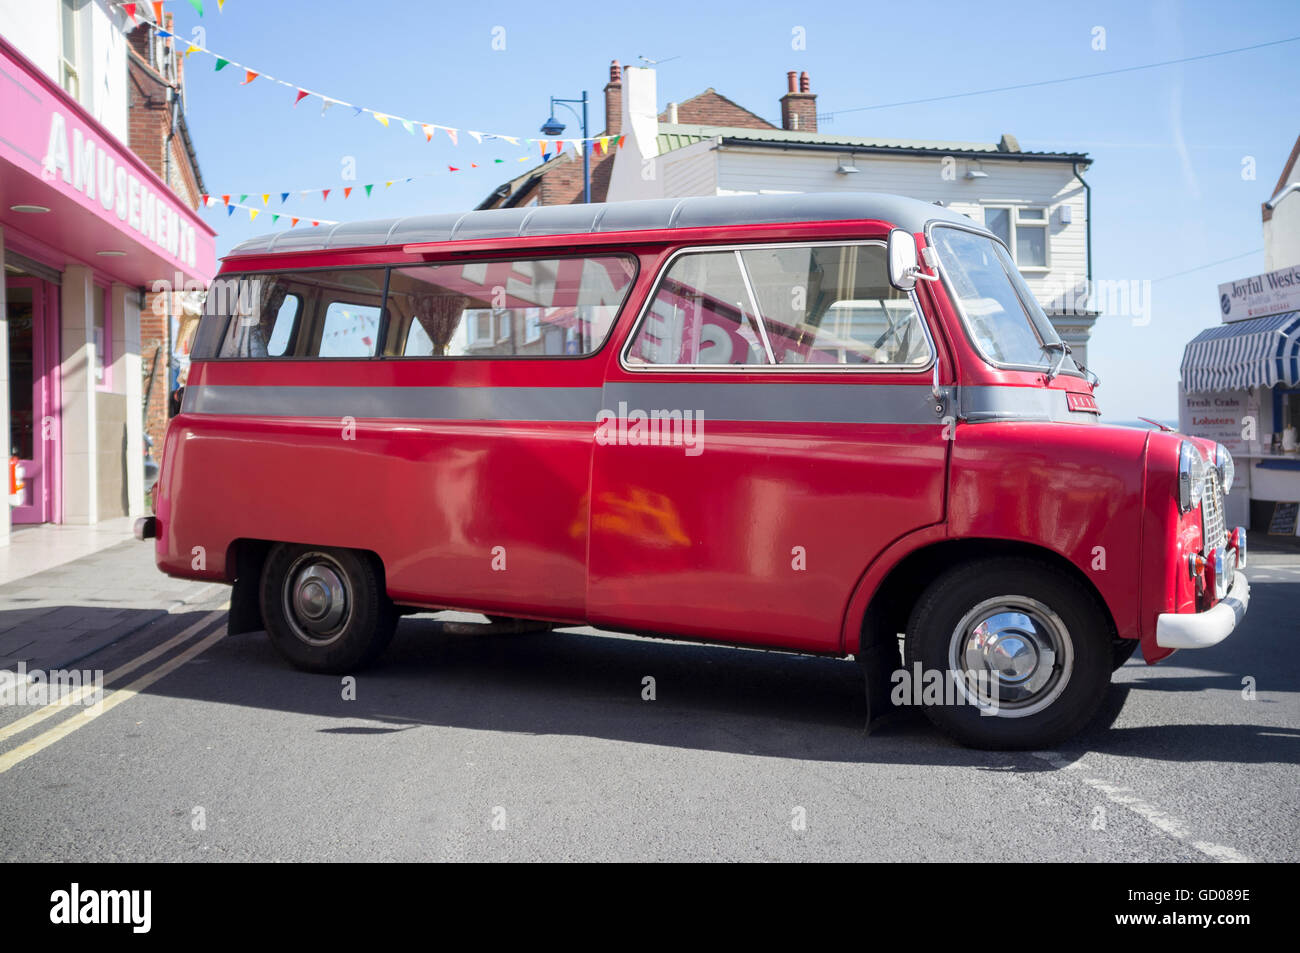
[539,91,590,204]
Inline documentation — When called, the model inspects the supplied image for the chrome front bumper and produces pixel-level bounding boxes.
[1155,570,1250,649]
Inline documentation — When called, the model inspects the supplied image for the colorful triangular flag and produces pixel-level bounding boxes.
[294,89,309,106]
[187,0,204,15]
[241,70,258,86]
[364,184,373,197]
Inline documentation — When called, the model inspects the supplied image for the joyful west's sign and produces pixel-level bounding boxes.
[1218,265,1300,323]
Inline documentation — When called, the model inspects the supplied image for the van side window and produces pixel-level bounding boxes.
[320,302,381,357]
[625,251,768,366]
[266,294,300,357]
[384,255,636,357]
[738,244,931,366]
[215,268,388,359]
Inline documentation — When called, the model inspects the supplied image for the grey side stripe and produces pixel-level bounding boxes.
[961,386,1099,425]
[182,382,1099,425]
[602,382,944,425]
[183,384,603,422]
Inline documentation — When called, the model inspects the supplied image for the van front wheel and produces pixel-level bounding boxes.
[904,558,1112,750]
[259,544,396,673]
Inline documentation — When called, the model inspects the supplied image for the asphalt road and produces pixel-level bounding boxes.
[0,560,1296,862]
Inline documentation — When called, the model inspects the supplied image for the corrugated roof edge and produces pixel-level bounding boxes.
[223,191,980,258]
[655,123,1091,160]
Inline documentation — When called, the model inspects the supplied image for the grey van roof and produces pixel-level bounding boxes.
[224,191,979,257]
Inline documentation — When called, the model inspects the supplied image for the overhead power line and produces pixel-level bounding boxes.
[825,36,1300,117]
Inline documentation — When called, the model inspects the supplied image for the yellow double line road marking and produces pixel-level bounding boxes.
[0,610,227,775]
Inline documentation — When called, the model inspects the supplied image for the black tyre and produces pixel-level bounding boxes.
[1111,637,1140,670]
[904,557,1113,750]
[259,543,397,673]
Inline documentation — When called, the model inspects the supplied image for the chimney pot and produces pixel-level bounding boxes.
[604,59,624,136]
[799,71,810,93]
[787,71,797,93]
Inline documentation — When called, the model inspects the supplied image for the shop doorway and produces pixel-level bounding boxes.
[6,276,60,524]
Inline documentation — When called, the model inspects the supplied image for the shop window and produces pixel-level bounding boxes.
[93,285,111,390]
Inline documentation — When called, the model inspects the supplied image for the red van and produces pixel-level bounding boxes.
[140,192,1249,749]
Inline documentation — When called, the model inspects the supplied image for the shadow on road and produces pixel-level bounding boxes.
[83,579,1298,770]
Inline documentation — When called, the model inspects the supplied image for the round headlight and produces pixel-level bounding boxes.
[1178,441,1206,512]
[1215,444,1234,494]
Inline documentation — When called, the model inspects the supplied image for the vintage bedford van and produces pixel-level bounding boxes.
[139,192,1249,749]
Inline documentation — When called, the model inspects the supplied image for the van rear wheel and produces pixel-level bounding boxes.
[904,557,1112,750]
[259,544,397,673]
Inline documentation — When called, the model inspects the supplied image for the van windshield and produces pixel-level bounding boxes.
[929,225,1077,373]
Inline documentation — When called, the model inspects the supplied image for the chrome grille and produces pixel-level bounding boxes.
[1201,470,1227,554]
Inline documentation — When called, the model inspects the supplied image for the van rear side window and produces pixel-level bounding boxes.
[383,256,635,358]
[197,255,636,360]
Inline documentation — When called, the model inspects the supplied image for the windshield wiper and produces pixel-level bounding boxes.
[1042,340,1072,382]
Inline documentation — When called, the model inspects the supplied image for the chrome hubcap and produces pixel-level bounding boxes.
[284,556,350,646]
[949,597,1073,717]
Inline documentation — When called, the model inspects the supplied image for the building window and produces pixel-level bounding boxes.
[983,206,1049,271]
[60,0,80,99]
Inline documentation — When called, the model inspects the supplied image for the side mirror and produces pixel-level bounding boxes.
[887,228,921,291]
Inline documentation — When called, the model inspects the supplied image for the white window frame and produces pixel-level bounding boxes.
[59,0,80,99]
[982,205,1051,274]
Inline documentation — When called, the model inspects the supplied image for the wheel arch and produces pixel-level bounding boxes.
[852,537,1120,659]
[225,538,391,636]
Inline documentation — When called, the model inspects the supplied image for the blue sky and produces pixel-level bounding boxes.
[178,0,1299,420]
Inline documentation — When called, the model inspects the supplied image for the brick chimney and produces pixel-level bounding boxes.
[604,60,623,136]
[780,71,817,133]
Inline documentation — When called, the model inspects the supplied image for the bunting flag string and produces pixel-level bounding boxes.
[201,145,609,218]
[141,21,628,151]
[113,0,224,22]
[200,195,336,227]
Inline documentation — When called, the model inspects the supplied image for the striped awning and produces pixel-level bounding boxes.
[1181,311,1300,392]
